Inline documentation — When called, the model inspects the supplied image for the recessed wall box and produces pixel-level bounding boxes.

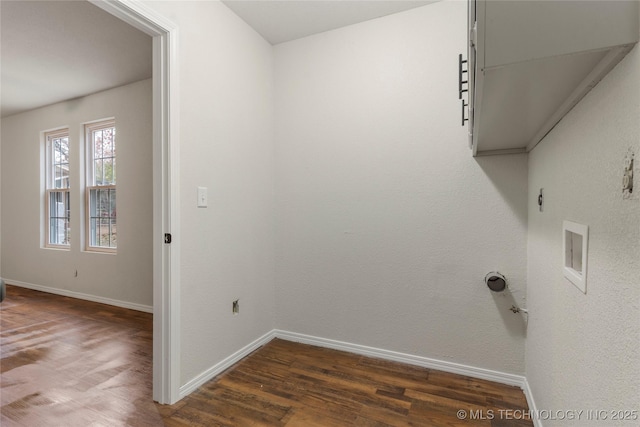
[563,220,588,294]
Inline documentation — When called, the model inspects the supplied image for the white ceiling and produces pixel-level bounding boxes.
[0,0,152,118]
[1,0,436,118]
[223,0,437,45]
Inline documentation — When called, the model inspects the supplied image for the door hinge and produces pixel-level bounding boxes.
[164,233,172,244]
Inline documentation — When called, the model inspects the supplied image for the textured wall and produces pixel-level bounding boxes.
[274,0,528,374]
[1,80,153,306]
[146,1,276,386]
[526,43,640,424]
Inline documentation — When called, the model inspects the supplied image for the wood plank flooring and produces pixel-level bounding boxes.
[1,285,161,426]
[1,285,533,426]
[161,340,533,427]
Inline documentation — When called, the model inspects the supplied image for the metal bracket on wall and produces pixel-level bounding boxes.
[461,99,469,125]
[459,54,469,126]
[458,54,468,99]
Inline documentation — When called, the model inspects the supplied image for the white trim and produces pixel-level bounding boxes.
[522,378,544,427]
[475,148,527,157]
[470,0,486,157]
[274,330,527,388]
[89,0,180,405]
[179,330,277,399]
[89,0,176,37]
[180,329,528,402]
[5,279,152,313]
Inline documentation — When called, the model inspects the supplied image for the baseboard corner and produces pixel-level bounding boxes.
[179,329,277,399]
[522,377,543,427]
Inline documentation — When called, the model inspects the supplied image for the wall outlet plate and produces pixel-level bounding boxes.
[563,220,588,294]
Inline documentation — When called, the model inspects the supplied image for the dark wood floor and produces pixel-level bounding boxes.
[1,285,161,426]
[161,340,533,427]
[1,285,532,426]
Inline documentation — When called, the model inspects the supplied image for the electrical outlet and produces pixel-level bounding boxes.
[538,188,544,212]
[232,300,239,315]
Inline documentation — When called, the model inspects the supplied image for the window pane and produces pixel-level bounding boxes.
[95,158,102,185]
[58,137,69,163]
[50,135,70,190]
[91,125,116,187]
[86,122,116,251]
[55,164,60,188]
[48,190,70,246]
[103,158,114,185]
[102,130,113,157]
[110,218,117,247]
[45,130,70,248]
[54,165,69,189]
[109,188,116,217]
[54,137,69,164]
[95,130,103,159]
[89,217,97,247]
[88,187,116,249]
[98,218,106,246]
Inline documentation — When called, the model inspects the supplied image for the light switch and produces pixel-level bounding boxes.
[197,186,208,208]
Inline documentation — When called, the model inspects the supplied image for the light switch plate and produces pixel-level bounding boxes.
[197,186,208,208]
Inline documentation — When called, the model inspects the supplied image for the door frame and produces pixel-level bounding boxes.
[89,0,181,404]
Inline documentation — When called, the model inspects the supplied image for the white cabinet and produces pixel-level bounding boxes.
[467,0,639,156]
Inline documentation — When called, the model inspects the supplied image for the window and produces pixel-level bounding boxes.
[45,129,71,248]
[86,120,117,251]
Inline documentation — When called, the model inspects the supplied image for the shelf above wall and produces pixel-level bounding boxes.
[467,0,639,157]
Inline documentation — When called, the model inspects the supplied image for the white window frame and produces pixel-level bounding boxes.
[85,119,117,253]
[44,128,71,249]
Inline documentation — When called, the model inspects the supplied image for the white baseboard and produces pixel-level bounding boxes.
[179,329,536,416]
[523,378,543,427]
[273,330,527,388]
[179,330,276,398]
[4,279,153,313]
[179,328,528,400]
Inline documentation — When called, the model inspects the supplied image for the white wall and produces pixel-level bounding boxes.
[145,1,276,386]
[1,79,153,307]
[526,43,640,424]
[14,0,636,406]
[274,0,528,374]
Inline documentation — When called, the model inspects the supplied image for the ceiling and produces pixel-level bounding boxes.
[1,0,436,118]
[0,1,152,118]
[222,0,436,45]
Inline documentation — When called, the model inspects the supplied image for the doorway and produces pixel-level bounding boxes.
[89,0,180,404]
[0,0,179,404]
